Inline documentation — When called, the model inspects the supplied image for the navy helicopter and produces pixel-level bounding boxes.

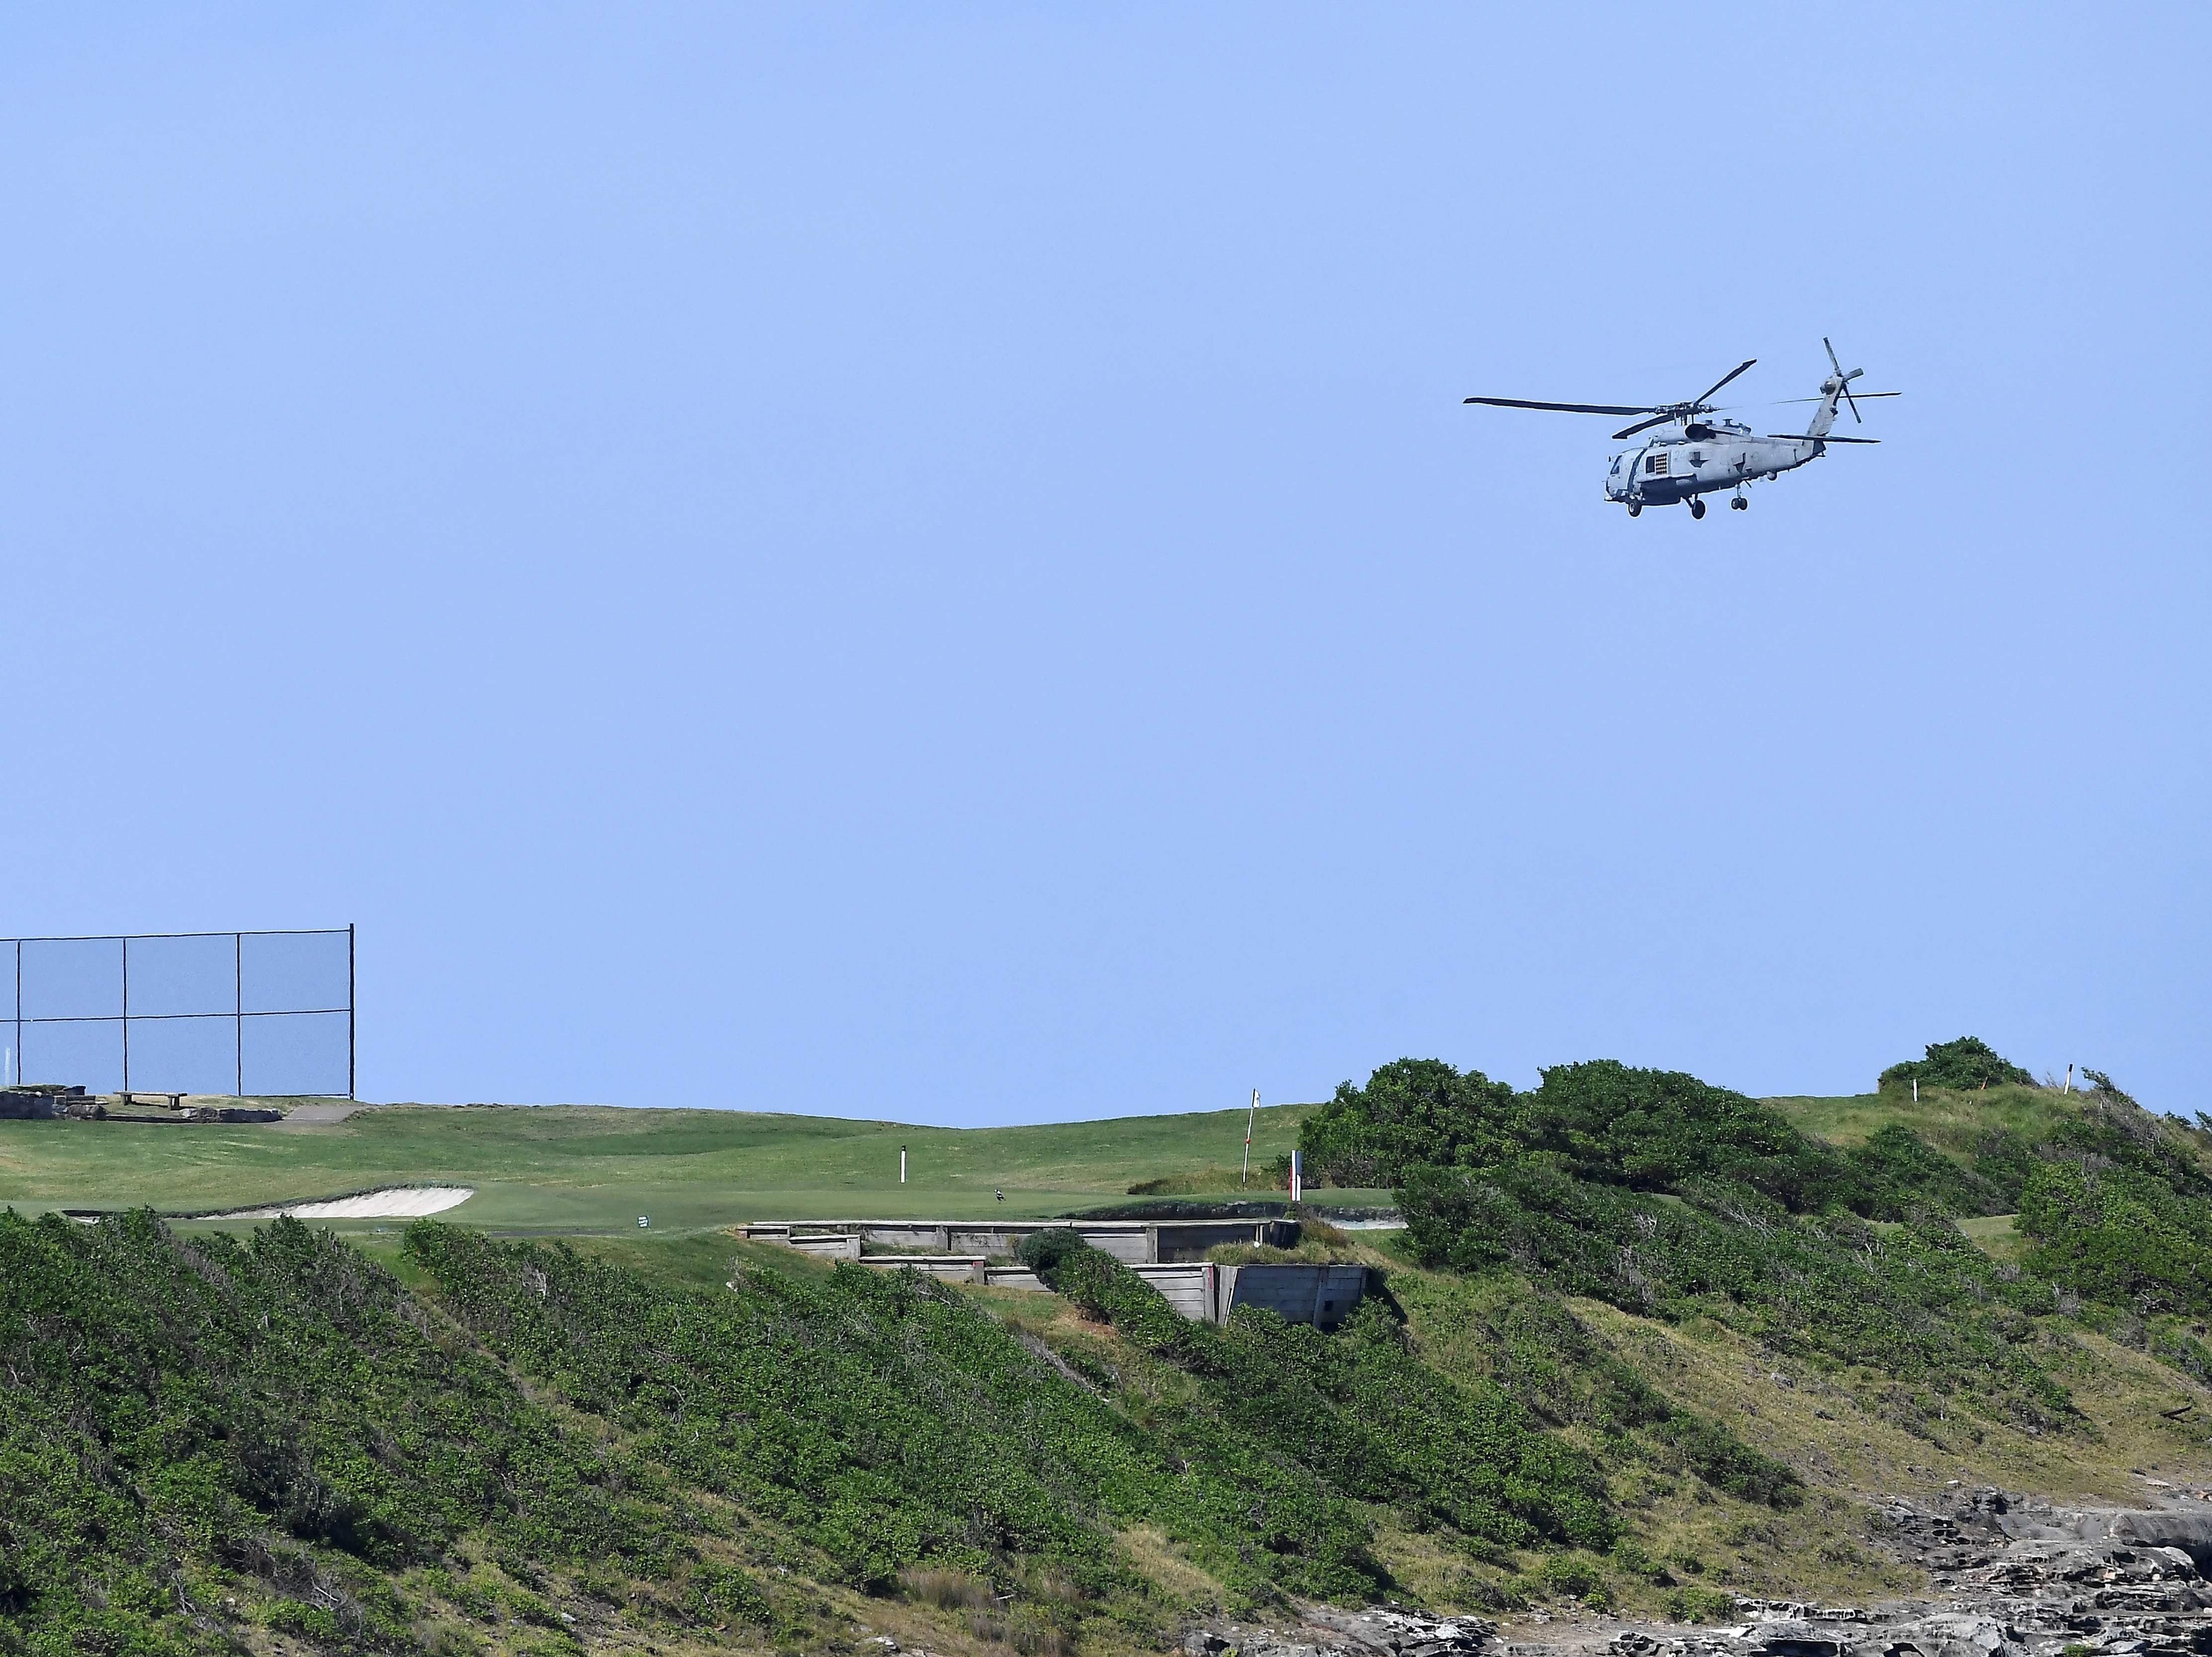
[1464,340,1898,518]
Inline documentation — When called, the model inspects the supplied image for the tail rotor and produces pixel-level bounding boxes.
[1824,336,1866,424]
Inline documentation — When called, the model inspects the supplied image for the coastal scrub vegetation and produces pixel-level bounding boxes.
[8,1043,2212,1654]
[1302,1049,2212,1415]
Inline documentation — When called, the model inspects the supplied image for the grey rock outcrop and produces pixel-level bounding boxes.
[1183,1607,1491,1657]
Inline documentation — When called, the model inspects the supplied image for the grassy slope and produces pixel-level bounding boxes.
[16,1080,2212,1629]
[560,1191,2212,1617]
[0,1084,2087,1234]
[0,1101,1346,1231]
[1771,1084,2212,1485]
[0,1083,2120,1231]
[13,1203,2212,1653]
[1371,1081,2212,1608]
[1767,1084,2074,1157]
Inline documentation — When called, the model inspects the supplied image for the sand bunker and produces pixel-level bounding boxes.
[218,1186,475,1221]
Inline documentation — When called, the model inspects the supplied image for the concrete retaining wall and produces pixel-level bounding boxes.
[1217,1263,1369,1331]
[738,1217,1298,1264]
[1134,1264,1215,1321]
[746,1225,1368,1330]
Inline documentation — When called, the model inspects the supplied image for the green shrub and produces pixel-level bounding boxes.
[1535,1552,1606,1601]
[1015,1227,1095,1275]
[1878,1037,2035,1093]
[2019,1161,2212,1313]
[261,1598,341,1640]
[1337,1053,2083,1427]
[1311,1056,1978,1221]
[1031,1238,1617,1550]
[1400,1155,2064,1426]
[407,1224,1389,1604]
[686,1561,771,1624]
[1844,1123,2007,1218]
[1412,1272,1798,1509]
[0,1209,687,1656]
[1610,1540,1673,1584]
[425,1626,487,1657]
[1664,1585,1737,1623]
[1650,1414,1801,1508]
[1300,1059,1526,1188]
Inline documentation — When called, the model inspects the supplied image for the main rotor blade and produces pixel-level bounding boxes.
[1769,433,1880,443]
[1611,413,1681,439]
[1463,396,1653,415]
[1693,359,1757,407]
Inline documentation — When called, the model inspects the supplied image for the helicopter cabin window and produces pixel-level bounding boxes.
[1644,451,1669,476]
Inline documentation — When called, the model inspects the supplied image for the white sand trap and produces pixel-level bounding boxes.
[219,1186,475,1221]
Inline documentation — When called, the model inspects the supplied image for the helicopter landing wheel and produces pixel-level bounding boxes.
[1627,503,1641,517]
[1730,494,1748,511]
[1690,498,1706,520]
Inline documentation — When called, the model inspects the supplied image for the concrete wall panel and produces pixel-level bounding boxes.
[1080,1229,1154,1263]
[1130,1264,1213,1320]
[1221,1264,1368,1329]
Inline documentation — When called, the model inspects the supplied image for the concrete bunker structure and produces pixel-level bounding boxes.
[740,1219,1370,1330]
[741,1216,1297,1263]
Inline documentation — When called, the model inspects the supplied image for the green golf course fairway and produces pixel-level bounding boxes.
[0,1100,1348,1233]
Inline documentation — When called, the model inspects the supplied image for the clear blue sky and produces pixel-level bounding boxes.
[4,6,2206,1120]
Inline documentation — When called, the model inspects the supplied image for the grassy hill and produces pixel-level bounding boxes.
[1768,1085,2081,1159]
[0,1082,2116,1234]
[0,1101,1337,1232]
[10,1054,2212,1657]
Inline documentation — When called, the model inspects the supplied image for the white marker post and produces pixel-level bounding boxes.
[900,1144,908,1184]
[2064,1063,2074,1094]
[1241,1089,1258,1188]
[1289,1149,1303,1205]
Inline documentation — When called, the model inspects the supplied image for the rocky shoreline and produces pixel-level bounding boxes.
[1179,1489,2212,1657]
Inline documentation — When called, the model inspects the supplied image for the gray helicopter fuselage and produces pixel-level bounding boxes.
[1463,344,1886,516]
[1604,421,1820,507]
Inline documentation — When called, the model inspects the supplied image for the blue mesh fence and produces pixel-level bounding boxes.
[1,928,353,1098]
